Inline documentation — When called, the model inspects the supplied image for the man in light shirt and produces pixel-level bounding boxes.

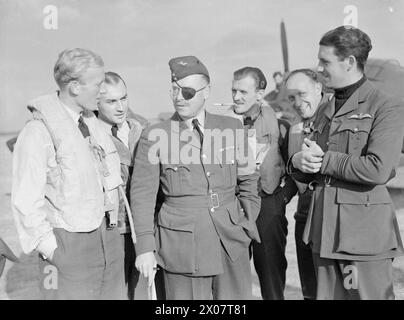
[11,48,125,299]
[97,71,149,299]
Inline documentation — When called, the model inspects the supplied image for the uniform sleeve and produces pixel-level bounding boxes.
[130,130,160,255]
[321,101,404,185]
[11,121,57,257]
[278,120,298,202]
[235,120,261,242]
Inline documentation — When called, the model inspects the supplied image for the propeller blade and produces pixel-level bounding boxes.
[281,20,289,73]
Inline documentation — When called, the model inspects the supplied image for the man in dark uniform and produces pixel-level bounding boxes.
[228,67,297,300]
[285,68,332,300]
[130,56,260,299]
[289,26,404,299]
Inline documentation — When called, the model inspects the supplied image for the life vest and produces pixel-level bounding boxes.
[27,92,121,232]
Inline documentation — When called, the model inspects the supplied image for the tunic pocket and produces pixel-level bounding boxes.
[335,187,398,255]
[156,221,196,274]
[337,119,372,155]
[162,164,191,195]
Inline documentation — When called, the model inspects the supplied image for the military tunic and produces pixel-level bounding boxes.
[290,79,404,299]
[130,111,260,298]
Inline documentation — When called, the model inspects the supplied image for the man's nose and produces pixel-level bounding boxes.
[317,65,324,73]
[294,96,303,107]
[116,100,124,110]
[233,91,242,101]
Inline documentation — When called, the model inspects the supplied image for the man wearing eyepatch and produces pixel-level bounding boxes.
[130,56,260,299]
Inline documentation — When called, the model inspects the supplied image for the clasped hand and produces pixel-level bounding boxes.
[292,138,325,173]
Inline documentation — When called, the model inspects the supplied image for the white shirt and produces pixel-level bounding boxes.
[182,109,205,134]
[61,103,81,124]
[98,119,130,148]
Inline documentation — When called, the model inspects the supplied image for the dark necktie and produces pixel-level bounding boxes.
[303,121,314,136]
[192,118,204,146]
[243,116,254,127]
[78,116,90,138]
[111,124,119,139]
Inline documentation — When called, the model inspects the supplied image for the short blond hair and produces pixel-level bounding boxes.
[54,48,104,88]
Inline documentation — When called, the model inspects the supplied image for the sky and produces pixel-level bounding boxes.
[0,0,403,133]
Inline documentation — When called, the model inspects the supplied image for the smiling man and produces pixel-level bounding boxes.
[229,67,297,300]
[289,26,404,300]
[285,68,333,300]
[130,56,260,300]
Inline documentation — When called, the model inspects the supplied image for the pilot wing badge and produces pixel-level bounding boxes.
[348,113,374,119]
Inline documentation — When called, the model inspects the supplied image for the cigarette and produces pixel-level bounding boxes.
[213,103,235,107]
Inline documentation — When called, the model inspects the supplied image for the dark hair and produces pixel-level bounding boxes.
[272,71,282,78]
[233,67,267,90]
[319,26,372,72]
[285,68,320,84]
[105,71,127,87]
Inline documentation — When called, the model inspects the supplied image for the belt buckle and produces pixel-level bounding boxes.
[210,192,220,209]
[308,181,316,191]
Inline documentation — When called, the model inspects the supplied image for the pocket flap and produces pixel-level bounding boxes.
[336,187,391,204]
[163,164,190,172]
[337,119,372,133]
[157,220,194,232]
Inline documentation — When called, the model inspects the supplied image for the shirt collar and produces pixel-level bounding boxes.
[61,102,82,124]
[98,118,130,135]
[182,109,205,130]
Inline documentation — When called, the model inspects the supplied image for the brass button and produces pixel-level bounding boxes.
[206,172,211,177]
[174,166,178,171]
[353,128,358,132]
[201,154,207,159]
[210,208,215,213]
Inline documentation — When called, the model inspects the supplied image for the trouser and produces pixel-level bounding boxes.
[252,191,287,300]
[295,219,317,300]
[122,233,149,300]
[163,246,252,300]
[312,253,395,300]
[38,219,125,300]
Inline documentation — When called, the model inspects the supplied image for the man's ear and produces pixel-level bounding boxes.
[347,55,357,72]
[69,80,80,96]
[203,85,211,100]
[315,82,322,96]
[256,88,265,101]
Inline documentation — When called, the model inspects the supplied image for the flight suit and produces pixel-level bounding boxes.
[290,80,404,299]
[130,111,260,300]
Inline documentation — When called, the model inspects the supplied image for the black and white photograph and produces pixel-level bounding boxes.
[1,0,404,305]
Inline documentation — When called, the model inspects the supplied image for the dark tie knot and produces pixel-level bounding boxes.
[303,121,314,135]
[78,116,90,138]
[111,124,119,138]
[192,118,203,145]
[192,118,200,128]
[243,116,254,127]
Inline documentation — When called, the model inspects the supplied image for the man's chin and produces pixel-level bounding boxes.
[84,103,98,111]
[233,104,246,114]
